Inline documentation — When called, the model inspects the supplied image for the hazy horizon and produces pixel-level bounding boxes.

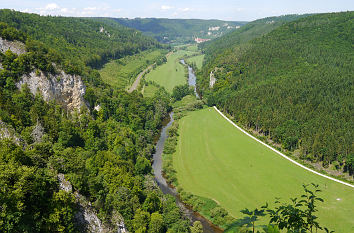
[1,0,353,21]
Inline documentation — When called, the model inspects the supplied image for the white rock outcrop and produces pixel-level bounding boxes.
[0,37,26,55]
[0,120,23,146]
[17,70,87,112]
[58,173,128,233]
[209,71,216,88]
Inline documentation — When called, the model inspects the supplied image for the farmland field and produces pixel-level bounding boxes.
[186,54,205,70]
[99,49,166,89]
[144,49,196,92]
[173,107,354,232]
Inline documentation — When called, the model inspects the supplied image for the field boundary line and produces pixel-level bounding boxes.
[213,106,354,189]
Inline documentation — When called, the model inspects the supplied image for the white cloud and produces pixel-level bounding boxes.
[44,3,60,11]
[161,5,173,10]
[27,3,121,17]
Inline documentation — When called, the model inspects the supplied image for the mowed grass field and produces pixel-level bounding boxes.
[99,49,166,89]
[173,107,354,232]
[186,54,205,70]
[144,49,196,93]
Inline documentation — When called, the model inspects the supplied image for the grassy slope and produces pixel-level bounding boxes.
[99,49,165,89]
[145,49,195,92]
[173,107,354,232]
[142,84,159,98]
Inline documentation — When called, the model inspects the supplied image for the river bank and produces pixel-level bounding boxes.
[152,112,223,233]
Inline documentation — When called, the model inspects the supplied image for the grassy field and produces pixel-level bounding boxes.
[186,54,205,70]
[142,84,159,98]
[173,107,354,232]
[144,49,195,92]
[99,49,166,89]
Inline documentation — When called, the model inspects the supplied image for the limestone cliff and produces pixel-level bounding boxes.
[58,174,127,233]
[17,70,87,112]
[0,37,26,55]
[0,36,87,112]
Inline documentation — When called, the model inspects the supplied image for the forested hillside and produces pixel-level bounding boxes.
[0,9,160,68]
[0,15,191,232]
[100,18,247,44]
[198,12,354,176]
[200,14,311,68]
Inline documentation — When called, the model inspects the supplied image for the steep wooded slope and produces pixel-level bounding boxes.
[0,16,190,232]
[0,9,160,68]
[200,14,311,68]
[199,12,354,176]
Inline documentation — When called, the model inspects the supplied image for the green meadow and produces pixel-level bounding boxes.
[186,54,205,70]
[173,107,354,232]
[142,84,159,98]
[144,49,196,93]
[99,49,166,89]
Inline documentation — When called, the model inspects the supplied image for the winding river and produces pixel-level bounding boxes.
[152,62,221,233]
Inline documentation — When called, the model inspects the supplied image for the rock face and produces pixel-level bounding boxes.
[17,70,87,112]
[0,37,26,55]
[31,121,44,143]
[0,120,24,146]
[58,174,128,233]
[209,71,216,88]
[0,37,87,112]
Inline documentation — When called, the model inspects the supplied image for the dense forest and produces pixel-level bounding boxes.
[0,9,161,69]
[200,14,311,68]
[0,17,192,232]
[198,12,354,176]
[100,18,247,44]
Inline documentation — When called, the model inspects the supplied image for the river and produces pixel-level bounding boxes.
[152,62,222,233]
[180,59,200,99]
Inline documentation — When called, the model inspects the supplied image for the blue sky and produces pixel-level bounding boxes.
[0,0,353,21]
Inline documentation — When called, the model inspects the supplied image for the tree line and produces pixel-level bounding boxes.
[198,12,354,176]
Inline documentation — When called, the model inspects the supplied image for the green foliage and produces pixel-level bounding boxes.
[0,141,78,232]
[199,12,354,175]
[200,14,310,67]
[190,221,203,233]
[132,209,150,232]
[239,208,266,233]
[0,14,189,232]
[0,22,27,42]
[149,212,164,233]
[135,156,152,175]
[265,184,325,232]
[237,184,332,233]
[172,84,192,101]
[0,10,160,69]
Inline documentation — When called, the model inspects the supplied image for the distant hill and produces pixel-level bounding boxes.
[199,12,354,176]
[95,18,247,44]
[0,9,160,68]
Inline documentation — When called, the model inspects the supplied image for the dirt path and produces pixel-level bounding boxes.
[128,64,154,93]
[213,106,354,189]
[128,51,174,93]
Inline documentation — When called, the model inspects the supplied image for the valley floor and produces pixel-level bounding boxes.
[173,107,354,232]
